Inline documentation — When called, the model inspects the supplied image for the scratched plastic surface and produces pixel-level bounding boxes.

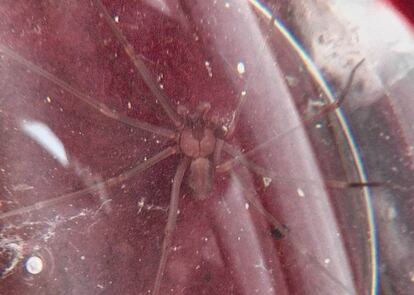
[0,1,413,295]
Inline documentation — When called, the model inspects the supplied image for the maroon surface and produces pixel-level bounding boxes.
[0,1,373,294]
[387,0,414,27]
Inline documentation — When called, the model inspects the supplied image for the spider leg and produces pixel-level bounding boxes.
[218,142,379,189]
[153,156,191,295]
[225,14,277,139]
[221,60,365,168]
[213,138,225,165]
[0,45,175,139]
[241,185,289,239]
[230,170,356,295]
[309,59,365,119]
[0,146,178,220]
[94,0,184,128]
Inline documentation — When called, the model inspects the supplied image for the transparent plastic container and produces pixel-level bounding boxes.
[0,1,413,294]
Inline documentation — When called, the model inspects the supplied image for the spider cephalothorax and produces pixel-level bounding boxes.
[177,102,225,199]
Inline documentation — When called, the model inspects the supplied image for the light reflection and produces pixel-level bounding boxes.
[144,0,171,16]
[248,2,379,294]
[21,120,69,167]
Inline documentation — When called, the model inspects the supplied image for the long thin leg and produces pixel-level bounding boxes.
[213,138,225,165]
[304,59,365,121]
[219,142,381,189]
[0,45,176,139]
[220,60,365,168]
[242,186,288,238]
[153,156,191,295]
[225,14,277,138]
[94,0,184,128]
[233,171,355,294]
[0,146,178,220]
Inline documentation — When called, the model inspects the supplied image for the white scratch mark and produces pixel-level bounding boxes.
[11,184,34,191]
[205,60,213,77]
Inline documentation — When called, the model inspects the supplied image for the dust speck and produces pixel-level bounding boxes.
[205,60,213,77]
[262,177,272,188]
[387,206,397,220]
[297,188,305,197]
[285,75,298,87]
[237,62,245,74]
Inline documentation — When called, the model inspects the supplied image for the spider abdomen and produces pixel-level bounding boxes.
[188,157,213,200]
